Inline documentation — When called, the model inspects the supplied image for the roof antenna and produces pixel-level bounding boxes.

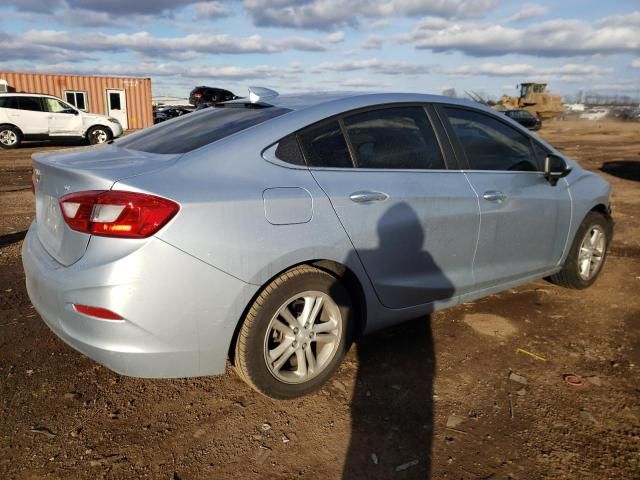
[248,86,279,103]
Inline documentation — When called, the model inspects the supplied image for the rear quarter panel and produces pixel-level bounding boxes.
[112,125,393,332]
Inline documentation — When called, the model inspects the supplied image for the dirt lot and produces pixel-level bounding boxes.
[1,121,639,479]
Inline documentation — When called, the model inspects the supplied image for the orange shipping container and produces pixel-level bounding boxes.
[0,71,153,130]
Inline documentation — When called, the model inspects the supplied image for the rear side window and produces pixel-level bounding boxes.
[117,106,290,154]
[18,97,44,112]
[299,121,353,168]
[0,96,18,109]
[444,107,538,172]
[343,107,444,169]
[275,134,305,166]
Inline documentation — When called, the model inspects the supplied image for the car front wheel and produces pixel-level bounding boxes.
[234,266,353,399]
[87,126,112,145]
[548,211,612,289]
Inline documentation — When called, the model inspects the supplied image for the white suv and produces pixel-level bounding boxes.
[0,93,124,149]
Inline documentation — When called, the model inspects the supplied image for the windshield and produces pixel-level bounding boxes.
[117,105,290,154]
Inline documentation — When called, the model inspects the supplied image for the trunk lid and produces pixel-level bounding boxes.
[32,144,180,266]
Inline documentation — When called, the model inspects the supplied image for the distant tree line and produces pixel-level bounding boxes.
[563,90,639,106]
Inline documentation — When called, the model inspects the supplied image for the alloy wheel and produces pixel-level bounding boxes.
[0,129,17,146]
[577,226,606,280]
[92,129,108,144]
[263,291,342,384]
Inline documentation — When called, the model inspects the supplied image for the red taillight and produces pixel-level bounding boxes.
[194,92,202,98]
[59,190,179,239]
[73,304,124,321]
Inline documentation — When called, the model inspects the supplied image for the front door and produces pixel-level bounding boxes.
[301,106,479,309]
[440,106,571,288]
[43,97,82,135]
[106,89,127,129]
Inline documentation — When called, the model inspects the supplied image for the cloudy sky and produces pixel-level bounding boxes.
[1,0,639,99]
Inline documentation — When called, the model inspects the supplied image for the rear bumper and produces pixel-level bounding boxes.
[22,224,258,378]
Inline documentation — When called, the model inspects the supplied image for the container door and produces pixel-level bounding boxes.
[106,89,128,129]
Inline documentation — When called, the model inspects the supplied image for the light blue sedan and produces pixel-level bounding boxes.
[22,88,612,398]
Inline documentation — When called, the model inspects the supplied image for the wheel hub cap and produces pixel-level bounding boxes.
[264,291,342,384]
[0,130,17,146]
[577,226,605,280]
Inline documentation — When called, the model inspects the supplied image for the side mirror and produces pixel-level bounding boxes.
[544,154,571,186]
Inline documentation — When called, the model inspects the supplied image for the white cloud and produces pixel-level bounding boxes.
[242,0,499,30]
[447,63,613,77]
[193,1,229,19]
[310,58,434,75]
[339,77,390,88]
[597,10,640,28]
[14,29,336,57]
[6,61,304,81]
[632,58,640,68]
[505,4,548,23]
[325,31,345,43]
[404,13,640,57]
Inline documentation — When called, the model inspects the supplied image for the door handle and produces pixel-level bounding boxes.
[349,191,389,203]
[482,190,507,202]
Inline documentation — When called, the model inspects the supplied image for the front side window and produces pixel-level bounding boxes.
[117,105,290,154]
[444,107,538,172]
[45,98,74,113]
[343,107,444,170]
[65,91,87,110]
[298,120,353,168]
[18,97,44,112]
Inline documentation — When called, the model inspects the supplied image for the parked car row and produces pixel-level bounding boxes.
[22,88,612,399]
[153,106,194,124]
[501,109,542,130]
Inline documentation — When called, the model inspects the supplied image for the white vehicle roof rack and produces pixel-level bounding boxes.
[248,86,279,104]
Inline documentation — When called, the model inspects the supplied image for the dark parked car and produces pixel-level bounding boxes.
[153,106,193,124]
[503,109,541,130]
[188,86,237,107]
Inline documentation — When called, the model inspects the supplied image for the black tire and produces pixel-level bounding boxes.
[548,211,612,289]
[0,125,22,149]
[86,126,112,145]
[234,265,353,399]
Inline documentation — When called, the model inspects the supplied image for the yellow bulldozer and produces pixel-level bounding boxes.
[496,83,563,120]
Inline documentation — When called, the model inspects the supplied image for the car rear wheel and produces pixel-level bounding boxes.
[87,126,112,145]
[234,265,353,399]
[0,126,21,149]
[548,211,612,289]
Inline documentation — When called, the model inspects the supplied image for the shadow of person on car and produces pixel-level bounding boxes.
[337,202,455,479]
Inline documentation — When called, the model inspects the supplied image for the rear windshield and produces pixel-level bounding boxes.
[117,106,290,154]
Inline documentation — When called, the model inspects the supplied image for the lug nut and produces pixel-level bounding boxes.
[302,343,307,349]
[293,327,299,334]
[292,340,298,348]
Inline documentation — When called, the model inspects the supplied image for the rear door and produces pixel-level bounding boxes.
[439,105,571,289]
[304,105,479,309]
[16,96,48,135]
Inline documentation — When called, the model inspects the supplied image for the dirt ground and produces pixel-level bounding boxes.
[0,121,638,480]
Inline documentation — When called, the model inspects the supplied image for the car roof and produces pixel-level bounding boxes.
[225,91,487,113]
[0,92,59,97]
